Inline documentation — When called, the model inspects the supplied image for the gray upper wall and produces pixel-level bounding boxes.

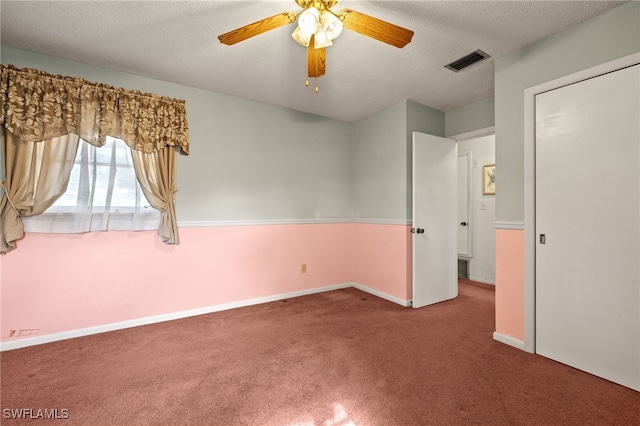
[351,102,407,221]
[406,101,445,219]
[184,94,353,222]
[445,97,494,138]
[495,1,640,223]
[350,100,446,222]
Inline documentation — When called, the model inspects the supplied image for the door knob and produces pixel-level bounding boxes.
[416,228,425,234]
[460,222,467,227]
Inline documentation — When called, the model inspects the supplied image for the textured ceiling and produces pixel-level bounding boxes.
[0,1,627,122]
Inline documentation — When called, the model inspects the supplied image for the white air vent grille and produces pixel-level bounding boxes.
[446,50,490,72]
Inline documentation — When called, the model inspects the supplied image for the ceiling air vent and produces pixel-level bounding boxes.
[445,49,490,72]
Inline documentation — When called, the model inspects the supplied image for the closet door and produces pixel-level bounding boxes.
[535,64,639,391]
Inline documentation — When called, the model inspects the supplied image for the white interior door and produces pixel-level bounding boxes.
[457,151,471,257]
[536,64,640,391]
[412,132,458,308]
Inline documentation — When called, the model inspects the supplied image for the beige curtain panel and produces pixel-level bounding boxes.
[0,64,189,253]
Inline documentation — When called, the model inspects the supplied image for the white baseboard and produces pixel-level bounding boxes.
[0,282,412,351]
[351,283,412,307]
[493,331,525,350]
[468,276,495,286]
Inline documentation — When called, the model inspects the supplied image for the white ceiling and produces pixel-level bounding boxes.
[0,1,627,122]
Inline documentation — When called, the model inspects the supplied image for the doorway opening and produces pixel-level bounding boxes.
[458,258,469,279]
[455,131,495,285]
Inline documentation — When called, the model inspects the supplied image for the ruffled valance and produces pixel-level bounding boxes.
[0,64,189,155]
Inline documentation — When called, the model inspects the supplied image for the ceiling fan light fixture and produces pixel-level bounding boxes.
[292,26,311,46]
[319,11,343,40]
[298,7,319,34]
[314,31,332,48]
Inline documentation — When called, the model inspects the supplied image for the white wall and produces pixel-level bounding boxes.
[458,134,495,284]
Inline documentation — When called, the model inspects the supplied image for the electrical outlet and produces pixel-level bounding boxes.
[301,264,307,274]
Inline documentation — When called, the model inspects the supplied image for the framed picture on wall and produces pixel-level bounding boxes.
[483,164,496,195]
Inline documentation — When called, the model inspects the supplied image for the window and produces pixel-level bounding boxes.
[22,137,160,233]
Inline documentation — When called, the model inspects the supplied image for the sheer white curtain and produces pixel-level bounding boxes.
[22,137,160,233]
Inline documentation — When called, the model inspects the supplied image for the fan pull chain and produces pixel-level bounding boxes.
[304,50,319,93]
[314,52,319,93]
[303,77,318,92]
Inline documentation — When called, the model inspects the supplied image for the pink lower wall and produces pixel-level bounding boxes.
[2,223,515,347]
[352,223,412,302]
[495,229,525,341]
[0,223,353,343]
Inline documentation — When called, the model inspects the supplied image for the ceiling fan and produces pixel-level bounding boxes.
[218,0,414,92]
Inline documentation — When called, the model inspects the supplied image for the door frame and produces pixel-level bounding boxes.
[523,52,640,354]
[457,150,473,258]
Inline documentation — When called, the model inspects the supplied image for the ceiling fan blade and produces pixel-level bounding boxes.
[218,12,296,45]
[338,9,414,48]
[307,37,326,78]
